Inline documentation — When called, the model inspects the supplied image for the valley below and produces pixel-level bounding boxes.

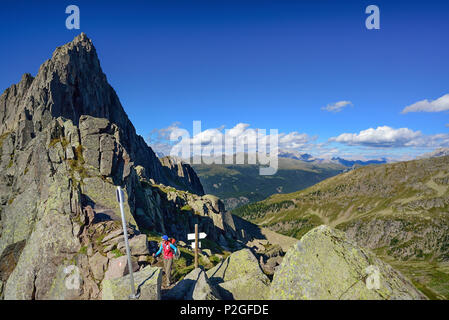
[193,157,346,210]
[232,155,449,299]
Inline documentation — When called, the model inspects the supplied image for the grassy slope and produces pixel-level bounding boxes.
[233,155,449,299]
[193,157,345,209]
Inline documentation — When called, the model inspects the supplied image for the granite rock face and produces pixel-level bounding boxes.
[164,267,221,300]
[104,256,139,281]
[269,225,427,300]
[0,33,238,300]
[1,118,84,299]
[102,265,162,300]
[206,249,270,300]
[89,252,109,281]
[138,185,237,242]
[159,156,205,196]
[0,33,202,194]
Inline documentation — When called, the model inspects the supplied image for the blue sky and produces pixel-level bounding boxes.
[1,0,448,160]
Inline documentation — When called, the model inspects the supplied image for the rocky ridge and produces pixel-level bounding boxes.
[0,33,237,299]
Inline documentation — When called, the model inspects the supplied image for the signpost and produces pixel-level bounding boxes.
[116,186,139,300]
[188,232,207,240]
[190,242,201,249]
[187,224,207,269]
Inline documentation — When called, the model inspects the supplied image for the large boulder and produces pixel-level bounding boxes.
[269,225,427,300]
[102,266,162,300]
[104,256,139,280]
[165,267,221,300]
[89,252,109,281]
[117,234,149,256]
[206,249,270,300]
[101,229,125,243]
[217,273,271,300]
[81,176,138,229]
[189,268,221,300]
[207,248,262,283]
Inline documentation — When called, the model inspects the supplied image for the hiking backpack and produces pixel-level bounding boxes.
[170,238,181,260]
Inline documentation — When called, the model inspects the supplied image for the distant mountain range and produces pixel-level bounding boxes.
[179,150,386,210]
[418,148,449,159]
[189,154,346,210]
[277,149,388,166]
[155,148,445,212]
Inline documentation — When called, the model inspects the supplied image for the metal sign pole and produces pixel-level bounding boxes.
[116,186,139,299]
[194,224,199,269]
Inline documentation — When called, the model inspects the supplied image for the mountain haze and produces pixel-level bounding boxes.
[192,155,345,210]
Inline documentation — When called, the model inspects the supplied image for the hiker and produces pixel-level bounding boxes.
[153,235,178,286]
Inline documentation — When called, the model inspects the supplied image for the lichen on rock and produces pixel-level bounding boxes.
[102,265,162,300]
[269,225,427,300]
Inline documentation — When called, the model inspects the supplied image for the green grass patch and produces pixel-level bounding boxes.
[110,248,124,258]
[181,205,193,212]
[79,246,88,255]
[209,255,221,265]
[95,234,105,246]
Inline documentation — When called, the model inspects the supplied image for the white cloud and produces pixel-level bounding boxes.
[148,122,315,157]
[329,126,421,147]
[329,125,449,149]
[322,100,353,113]
[402,93,449,114]
[148,123,449,162]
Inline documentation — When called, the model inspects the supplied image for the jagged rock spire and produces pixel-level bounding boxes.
[0,33,204,195]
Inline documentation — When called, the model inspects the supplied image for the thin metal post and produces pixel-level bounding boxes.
[117,186,139,299]
[194,223,198,269]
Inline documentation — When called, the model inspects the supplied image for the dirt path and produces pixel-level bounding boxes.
[233,214,297,252]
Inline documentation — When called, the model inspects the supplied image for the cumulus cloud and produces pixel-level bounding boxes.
[329,125,449,149]
[147,122,315,158]
[402,93,449,114]
[148,123,449,162]
[322,100,353,113]
[329,126,421,147]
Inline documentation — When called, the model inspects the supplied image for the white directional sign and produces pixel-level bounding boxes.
[191,242,201,249]
[188,232,207,240]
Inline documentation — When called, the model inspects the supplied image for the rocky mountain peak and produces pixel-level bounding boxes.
[38,32,116,126]
[0,33,204,194]
[52,31,95,57]
[0,34,237,300]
